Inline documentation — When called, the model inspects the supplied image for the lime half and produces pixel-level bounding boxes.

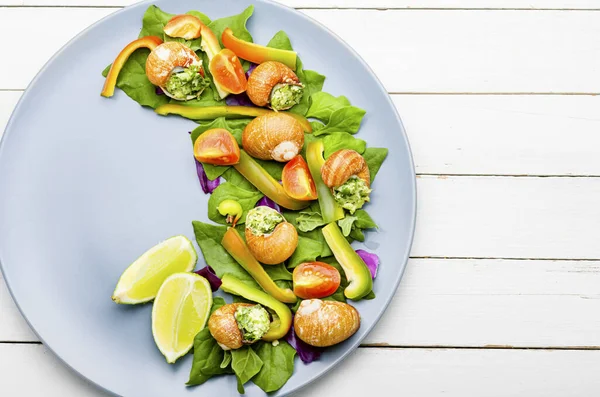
[112,236,197,304]
[152,272,213,363]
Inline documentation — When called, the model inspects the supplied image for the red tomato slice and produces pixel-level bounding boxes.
[163,15,203,40]
[194,128,240,166]
[282,155,318,201]
[293,262,341,299]
[209,49,248,95]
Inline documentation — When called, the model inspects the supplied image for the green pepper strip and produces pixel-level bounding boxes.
[322,222,373,300]
[154,104,312,132]
[220,274,293,341]
[306,140,344,223]
[234,151,310,211]
[221,227,297,304]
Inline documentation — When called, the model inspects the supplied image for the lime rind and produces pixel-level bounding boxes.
[111,235,198,304]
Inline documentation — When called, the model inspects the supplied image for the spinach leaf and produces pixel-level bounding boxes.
[306,92,351,122]
[263,263,293,281]
[208,183,263,225]
[138,5,173,37]
[266,31,325,116]
[187,328,230,386]
[222,168,257,191]
[208,5,254,47]
[220,351,232,369]
[296,210,327,232]
[252,341,296,393]
[211,296,226,314]
[337,215,357,237]
[322,131,366,158]
[288,235,323,268]
[192,221,258,288]
[255,159,285,181]
[231,346,263,393]
[363,147,388,182]
[354,209,378,229]
[313,106,366,136]
[310,121,325,133]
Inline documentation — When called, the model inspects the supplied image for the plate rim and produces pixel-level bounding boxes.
[0,1,417,396]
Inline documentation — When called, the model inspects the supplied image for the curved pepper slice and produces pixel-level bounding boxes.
[222,28,297,71]
[155,104,312,132]
[221,227,297,304]
[322,222,373,300]
[306,140,344,223]
[234,151,310,211]
[101,36,163,98]
[220,273,292,341]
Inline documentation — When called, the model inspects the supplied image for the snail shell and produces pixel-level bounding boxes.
[242,112,304,162]
[208,303,253,350]
[145,42,201,96]
[246,61,301,108]
[294,300,360,347]
[246,222,298,265]
[321,149,370,188]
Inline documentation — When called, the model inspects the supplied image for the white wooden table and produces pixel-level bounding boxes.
[2,1,600,395]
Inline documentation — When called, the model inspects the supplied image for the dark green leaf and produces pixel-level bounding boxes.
[255,159,285,181]
[363,147,388,182]
[313,106,366,136]
[221,168,257,191]
[288,235,322,268]
[363,290,376,300]
[266,30,293,51]
[138,5,173,37]
[354,209,378,230]
[207,183,262,225]
[322,131,366,158]
[220,351,232,369]
[210,296,227,315]
[192,221,258,288]
[207,5,254,47]
[252,341,296,393]
[306,91,351,122]
[348,227,365,242]
[296,210,327,232]
[231,346,263,393]
[263,263,293,281]
[187,328,229,386]
[310,121,325,132]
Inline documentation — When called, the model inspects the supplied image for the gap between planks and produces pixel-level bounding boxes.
[2,6,600,11]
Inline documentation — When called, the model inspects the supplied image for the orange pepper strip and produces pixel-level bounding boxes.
[101,36,163,98]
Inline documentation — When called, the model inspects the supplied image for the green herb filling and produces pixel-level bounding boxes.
[245,206,284,236]
[235,304,271,343]
[270,84,304,110]
[333,176,372,214]
[164,64,210,100]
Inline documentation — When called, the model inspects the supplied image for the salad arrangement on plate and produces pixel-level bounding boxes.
[103,4,388,394]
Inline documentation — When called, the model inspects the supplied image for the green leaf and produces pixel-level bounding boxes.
[210,296,227,315]
[338,215,357,237]
[313,106,366,136]
[208,5,254,47]
[348,227,365,242]
[263,263,293,281]
[255,159,285,181]
[310,121,325,132]
[208,183,263,225]
[266,30,293,51]
[363,147,388,182]
[363,290,376,300]
[192,221,258,288]
[306,91,351,122]
[322,131,366,158]
[252,341,296,393]
[187,328,230,386]
[187,10,212,25]
[296,210,327,232]
[354,209,378,230]
[288,235,322,268]
[231,346,263,393]
[220,350,232,369]
[138,5,173,37]
[222,168,257,191]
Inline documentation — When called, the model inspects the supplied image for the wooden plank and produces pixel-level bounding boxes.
[413,175,600,259]
[3,93,600,176]
[1,1,599,9]
[3,258,600,347]
[0,9,599,92]
[1,344,600,396]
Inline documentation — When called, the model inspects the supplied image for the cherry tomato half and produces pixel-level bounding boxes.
[163,14,204,40]
[282,155,318,201]
[209,49,247,95]
[194,128,240,165]
[293,262,341,299]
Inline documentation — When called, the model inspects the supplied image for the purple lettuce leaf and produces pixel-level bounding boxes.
[194,266,222,292]
[225,92,255,107]
[195,159,221,194]
[245,62,257,78]
[256,196,281,213]
[356,249,379,279]
[155,86,165,95]
[284,321,322,364]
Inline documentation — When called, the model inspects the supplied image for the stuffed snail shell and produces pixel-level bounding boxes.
[321,149,371,214]
[245,206,298,265]
[145,42,210,101]
[294,299,360,347]
[246,61,304,110]
[208,303,271,350]
[242,112,304,162]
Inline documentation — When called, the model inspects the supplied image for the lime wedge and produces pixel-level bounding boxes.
[152,272,213,363]
[112,236,197,304]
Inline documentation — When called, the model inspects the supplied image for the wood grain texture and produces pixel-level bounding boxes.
[1,8,600,93]
[1,0,599,9]
[3,93,600,176]
[3,258,600,347]
[2,344,600,397]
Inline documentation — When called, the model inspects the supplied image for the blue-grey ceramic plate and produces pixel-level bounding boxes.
[0,1,415,396]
